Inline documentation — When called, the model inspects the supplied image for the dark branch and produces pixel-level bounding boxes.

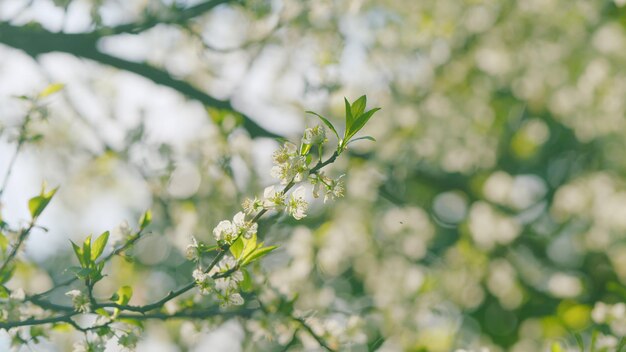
[0,22,279,139]
[118,307,255,321]
[0,313,76,330]
[101,0,234,35]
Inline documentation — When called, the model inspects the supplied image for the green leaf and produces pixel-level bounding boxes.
[65,266,83,275]
[70,241,84,267]
[300,143,312,156]
[344,98,353,132]
[91,231,109,261]
[346,136,376,146]
[113,285,133,319]
[345,107,381,143]
[116,285,133,305]
[306,111,339,139]
[29,326,46,342]
[0,265,14,285]
[0,285,9,298]
[229,237,244,259]
[241,234,258,260]
[51,323,73,332]
[28,187,58,219]
[96,325,112,337]
[82,235,92,268]
[350,95,367,121]
[73,267,93,280]
[139,210,152,230]
[242,245,278,266]
[94,308,111,318]
[38,83,64,98]
[0,232,8,252]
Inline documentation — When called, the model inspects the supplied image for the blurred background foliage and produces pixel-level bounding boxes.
[1,0,626,351]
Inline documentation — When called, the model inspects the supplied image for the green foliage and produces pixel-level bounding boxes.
[37,83,64,98]
[27,185,58,219]
[91,231,109,261]
[342,96,380,147]
[306,95,380,153]
[230,233,278,266]
[139,210,152,230]
[69,231,109,283]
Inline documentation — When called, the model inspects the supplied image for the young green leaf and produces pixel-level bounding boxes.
[346,136,376,146]
[300,143,311,156]
[0,285,9,298]
[139,210,152,230]
[94,308,111,319]
[350,95,367,121]
[82,235,92,268]
[345,107,381,143]
[344,98,354,131]
[242,245,278,266]
[241,234,258,261]
[91,231,109,261]
[115,285,133,305]
[0,264,15,285]
[70,241,86,267]
[229,237,244,259]
[28,187,58,219]
[0,233,8,252]
[113,285,133,318]
[38,83,64,98]
[306,111,340,139]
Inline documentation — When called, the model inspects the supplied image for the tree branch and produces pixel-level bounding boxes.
[0,22,279,139]
[100,0,234,36]
[118,307,255,321]
[0,313,76,330]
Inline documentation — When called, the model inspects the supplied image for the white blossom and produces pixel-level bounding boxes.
[324,175,345,203]
[263,185,285,210]
[65,289,91,313]
[209,255,243,293]
[213,219,236,243]
[312,173,345,203]
[193,268,212,295]
[185,237,199,261]
[272,142,297,165]
[302,124,326,145]
[233,211,257,239]
[213,213,258,243]
[207,256,246,306]
[225,293,244,306]
[242,196,264,215]
[109,220,133,248]
[287,186,308,220]
[271,142,309,184]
